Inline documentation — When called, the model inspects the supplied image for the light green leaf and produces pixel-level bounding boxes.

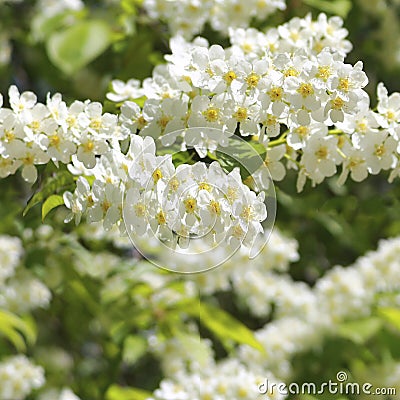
[199,303,265,353]
[377,307,400,331]
[122,335,147,365]
[337,317,382,345]
[42,194,65,221]
[302,0,352,18]
[46,20,112,75]
[23,170,75,217]
[105,385,152,400]
[0,310,37,351]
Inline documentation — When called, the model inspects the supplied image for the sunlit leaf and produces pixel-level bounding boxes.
[46,20,113,75]
[42,194,64,221]
[122,335,147,365]
[377,307,400,331]
[303,0,352,18]
[0,310,37,351]
[106,385,152,400]
[337,317,382,344]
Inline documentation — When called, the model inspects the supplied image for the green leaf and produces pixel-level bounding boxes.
[336,317,382,345]
[105,385,152,400]
[42,194,65,221]
[0,310,37,351]
[46,20,113,75]
[23,171,75,217]
[302,0,352,18]
[122,335,147,365]
[377,307,400,331]
[199,302,265,353]
[216,137,266,179]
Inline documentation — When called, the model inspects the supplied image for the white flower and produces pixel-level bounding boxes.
[87,182,122,230]
[8,85,37,114]
[0,356,45,400]
[358,130,397,174]
[76,133,109,169]
[255,144,287,183]
[301,133,342,184]
[106,78,144,102]
[376,82,400,133]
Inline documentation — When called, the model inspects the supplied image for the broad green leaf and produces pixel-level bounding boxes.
[198,303,265,353]
[23,171,75,217]
[337,317,382,345]
[0,310,37,351]
[42,194,65,221]
[302,0,352,18]
[122,335,147,365]
[46,20,113,75]
[106,385,152,400]
[377,307,400,331]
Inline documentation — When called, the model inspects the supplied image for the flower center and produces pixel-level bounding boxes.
[224,70,237,84]
[297,83,314,97]
[203,107,220,123]
[184,197,197,213]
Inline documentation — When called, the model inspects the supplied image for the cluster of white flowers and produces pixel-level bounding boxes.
[35,0,84,19]
[0,86,119,183]
[0,235,23,285]
[0,273,52,313]
[144,234,400,398]
[64,134,267,251]
[315,235,400,322]
[105,13,400,191]
[137,228,298,294]
[147,358,284,400]
[0,234,51,314]
[237,236,400,380]
[148,332,215,377]
[0,355,45,400]
[39,387,81,400]
[142,0,286,38]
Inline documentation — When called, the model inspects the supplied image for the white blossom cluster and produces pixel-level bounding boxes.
[138,228,299,294]
[0,234,52,314]
[238,236,400,380]
[0,355,45,400]
[35,0,84,18]
[142,0,286,38]
[63,134,267,251]
[38,387,81,400]
[147,358,284,400]
[106,13,400,191]
[148,332,215,377]
[0,86,119,183]
[144,234,400,397]
[0,273,52,313]
[0,235,23,285]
